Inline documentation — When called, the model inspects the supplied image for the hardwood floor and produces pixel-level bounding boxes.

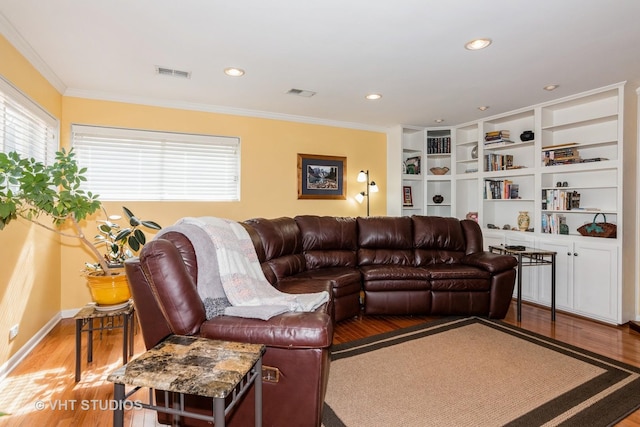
[1,302,639,426]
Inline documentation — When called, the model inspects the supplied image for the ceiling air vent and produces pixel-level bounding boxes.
[155,66,191,79]
[286,88,316,98]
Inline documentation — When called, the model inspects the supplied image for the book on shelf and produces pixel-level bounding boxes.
[541,189,581,210]
[484,179,518,200]
[541,213,567,234]
[426,137,451,154]
[484,153,514,171]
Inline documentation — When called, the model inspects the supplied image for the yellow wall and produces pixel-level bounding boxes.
[59,99,387,309]
[0,35,62,367]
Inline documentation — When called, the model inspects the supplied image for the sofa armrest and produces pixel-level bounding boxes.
[463,251,517,274]
[199,311,333,349]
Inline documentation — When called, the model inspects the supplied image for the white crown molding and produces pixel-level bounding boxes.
[64,88,390,133]
[0,12,66,94]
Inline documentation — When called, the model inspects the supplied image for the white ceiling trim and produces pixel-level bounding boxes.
[63,88,390,133]
[0,12,66,94]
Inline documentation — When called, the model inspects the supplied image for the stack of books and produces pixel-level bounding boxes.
[484,130,513,145]
[542,147,581,166]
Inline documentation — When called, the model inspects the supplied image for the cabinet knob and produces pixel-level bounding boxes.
[567,252,571,256]
[574,252,578,256]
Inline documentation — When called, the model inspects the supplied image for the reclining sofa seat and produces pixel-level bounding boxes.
[358,215,517,317]
[125,230,334,427]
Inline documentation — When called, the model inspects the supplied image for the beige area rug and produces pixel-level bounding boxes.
[322,317,640,427]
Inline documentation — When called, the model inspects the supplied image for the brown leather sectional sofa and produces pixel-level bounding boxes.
[125,214,517,427]
[245,215,518,321]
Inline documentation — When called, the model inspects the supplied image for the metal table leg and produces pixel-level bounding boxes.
[517,253,523,322]
[255,358,262,427]
[551,253,556,321]
[113,383,125,427]
[75,318,82,382]
[122,314,129,364]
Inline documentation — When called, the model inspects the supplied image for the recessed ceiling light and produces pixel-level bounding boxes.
[465,38,492,50]
[435,119,444,123]
[478,106,490,111]
[544,84,559,91]
[224,67,245,77]
[365,93,382,100]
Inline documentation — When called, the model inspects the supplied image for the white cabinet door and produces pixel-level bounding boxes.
[537,239,573,311]
[572,240,618,323]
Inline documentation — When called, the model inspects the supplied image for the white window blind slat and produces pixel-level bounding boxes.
[71,124,240,201]
[0,75,58,164]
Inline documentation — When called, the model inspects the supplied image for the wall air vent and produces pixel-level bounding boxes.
[286,88,316,98]
[155,66,192,79]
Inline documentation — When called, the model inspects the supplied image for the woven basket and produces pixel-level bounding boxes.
[577,213,617,238]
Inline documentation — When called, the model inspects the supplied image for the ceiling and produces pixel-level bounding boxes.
[1,0,639,131]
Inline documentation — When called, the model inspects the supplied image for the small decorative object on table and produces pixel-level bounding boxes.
[402,186,413,207]
[577,213,617,238]
[432,194,444,204]
[405,156,421,175]
[429,166,449,175]
[517,211,530,231]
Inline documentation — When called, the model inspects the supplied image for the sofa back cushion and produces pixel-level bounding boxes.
[412,215,466,266]
[357,216,414,266]
[295,215,358,269]
[460,219,484,255]
[127,238,207,343]
[243,217,305,282]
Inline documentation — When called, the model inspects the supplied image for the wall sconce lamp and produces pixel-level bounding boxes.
[356,170,379,216]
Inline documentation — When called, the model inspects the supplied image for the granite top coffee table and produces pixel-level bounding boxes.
[108,335,265,427]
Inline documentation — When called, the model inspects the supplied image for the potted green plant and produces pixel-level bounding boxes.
[0,148,161,304]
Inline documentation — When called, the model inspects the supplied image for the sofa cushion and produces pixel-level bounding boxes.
[283,267,361,298]
[360,265,430,281]
[244,217,305,281]
[357,216,414,266]
[295,215,358,269]
[200,311,333,349]
[413,216,467,266]
[426,264,491,280]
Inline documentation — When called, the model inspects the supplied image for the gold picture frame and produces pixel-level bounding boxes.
[297,153,346,199]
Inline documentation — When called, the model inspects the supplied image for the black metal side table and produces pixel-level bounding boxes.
[74,300,135,382]
[489,245,557,322]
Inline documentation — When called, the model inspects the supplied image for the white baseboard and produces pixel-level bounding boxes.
[0,312,62,381]
[61,307,81,319]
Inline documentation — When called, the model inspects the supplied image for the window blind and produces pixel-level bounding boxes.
[71,125,240,201]
[0,75,58,163]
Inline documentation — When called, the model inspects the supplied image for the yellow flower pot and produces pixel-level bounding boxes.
[86,272,131,306]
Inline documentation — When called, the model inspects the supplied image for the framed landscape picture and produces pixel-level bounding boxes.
[297,153,346,199]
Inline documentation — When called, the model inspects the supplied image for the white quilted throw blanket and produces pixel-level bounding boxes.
[177,217,329,317]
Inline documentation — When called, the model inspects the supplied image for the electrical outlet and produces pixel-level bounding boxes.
[9,324,19,341]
